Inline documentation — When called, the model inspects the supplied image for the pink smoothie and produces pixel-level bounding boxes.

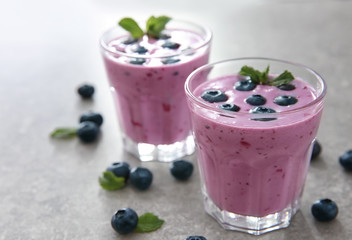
[190,74,324,217]
[102,29,210,145]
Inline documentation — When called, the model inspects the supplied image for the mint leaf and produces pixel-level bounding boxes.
[134,213,165,233]
[239,65,267,84]
[146,16,171,38]
[118,18,144,39]
[99,171,125,190]
[50,128,77,138]
[269,70,294,86]
[239,65,294,86]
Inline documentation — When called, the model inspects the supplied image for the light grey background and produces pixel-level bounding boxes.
[1,0,352,239]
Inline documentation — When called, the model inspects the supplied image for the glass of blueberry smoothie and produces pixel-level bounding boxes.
[185,58,326,235]
[100,16,212,161]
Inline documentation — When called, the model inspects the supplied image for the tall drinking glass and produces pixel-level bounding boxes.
[185,58,326,235]
[100,19,212,161]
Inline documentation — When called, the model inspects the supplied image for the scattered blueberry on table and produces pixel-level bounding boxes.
[311,199,338,222]
[77,84,95,98]
[185,236,207,240]
[170,160,194,181]
[130,167,153,190]
[339,149,352,171]
[76,121,100,143]
[111,208,139,234]
[79,111,104,127]
[311,140,322,160]
[107,162,131,181]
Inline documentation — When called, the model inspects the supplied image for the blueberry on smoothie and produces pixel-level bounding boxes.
[339,150,352,171]
[311,199,338,222]
[250,107,276,121]
[170,160,194,181]
[76,121,99,143]
[162,41,180,49]
[123,37,138,45]
[79,112,103,127]
[78,84,95,98]
[311,140,322,160]
[234,79,256,91]
[274,95,298,106]
[129,58,146,65]
[107,162,131,181]
[201,90,228,103]
[161,57,180,64]
[277,83,296,91]
[133,45,148,54]
[111,208,138,234]
[246,94,267,106]
[130,167,153,190]
[185,236,207,240]
[159,33,171,39]
[219,103,240,112]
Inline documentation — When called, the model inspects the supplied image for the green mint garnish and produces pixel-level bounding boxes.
[118,18,144,39]
[118,15,171,39]
[99,171,125,190]
[146,16,171,38]
[134,213,165,233]
[239,65,294,86]
[50,128,77,138]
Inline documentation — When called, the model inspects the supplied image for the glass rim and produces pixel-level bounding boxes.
[99,19,212,59]
[185,57,327,118]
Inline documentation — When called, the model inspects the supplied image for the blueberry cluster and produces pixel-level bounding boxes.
[200,78,299,121]
[106,162,153,191]
[122,36,182,65]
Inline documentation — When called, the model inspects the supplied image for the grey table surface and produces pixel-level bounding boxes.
[1,0,352,239]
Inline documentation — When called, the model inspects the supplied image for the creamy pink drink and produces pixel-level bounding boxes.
[185,58,326,235]
[100,19,211,161]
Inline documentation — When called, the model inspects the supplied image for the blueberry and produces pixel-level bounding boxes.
[250,107,276,121]
[185,236,207,240]
[79,112,103,127]
[277,83,296,91]
[133,45,148,54]
[130,167,153,190]
[246,94,266,106]
[111,208,138,234]
[219,103,240,112]
[78,84,94,98]
[123,37,138,45]
[129,58,146,65]
[107,162,131,181]
[162,41,180,49]
[311,140,322,160]
[311,199,338,222]
[274,95,298,106]
[159,33,171,39]
[234,79,256,91]
[170,160,194,181]
[201,90,228,103]
[76,121,99,143]
[339,150,352,171]
[161,58,180,65]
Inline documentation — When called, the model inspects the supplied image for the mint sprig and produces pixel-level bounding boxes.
[134,213,165,233]
[99,171,125,190]
[50,128,77,138]
[239,65,294,86]
[118,15,171,39]
[118,18,144,39]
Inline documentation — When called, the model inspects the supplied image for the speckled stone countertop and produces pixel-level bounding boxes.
[1,0,352,239]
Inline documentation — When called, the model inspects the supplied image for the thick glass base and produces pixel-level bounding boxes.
[123,134,195,162]
[203,193,300,235]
